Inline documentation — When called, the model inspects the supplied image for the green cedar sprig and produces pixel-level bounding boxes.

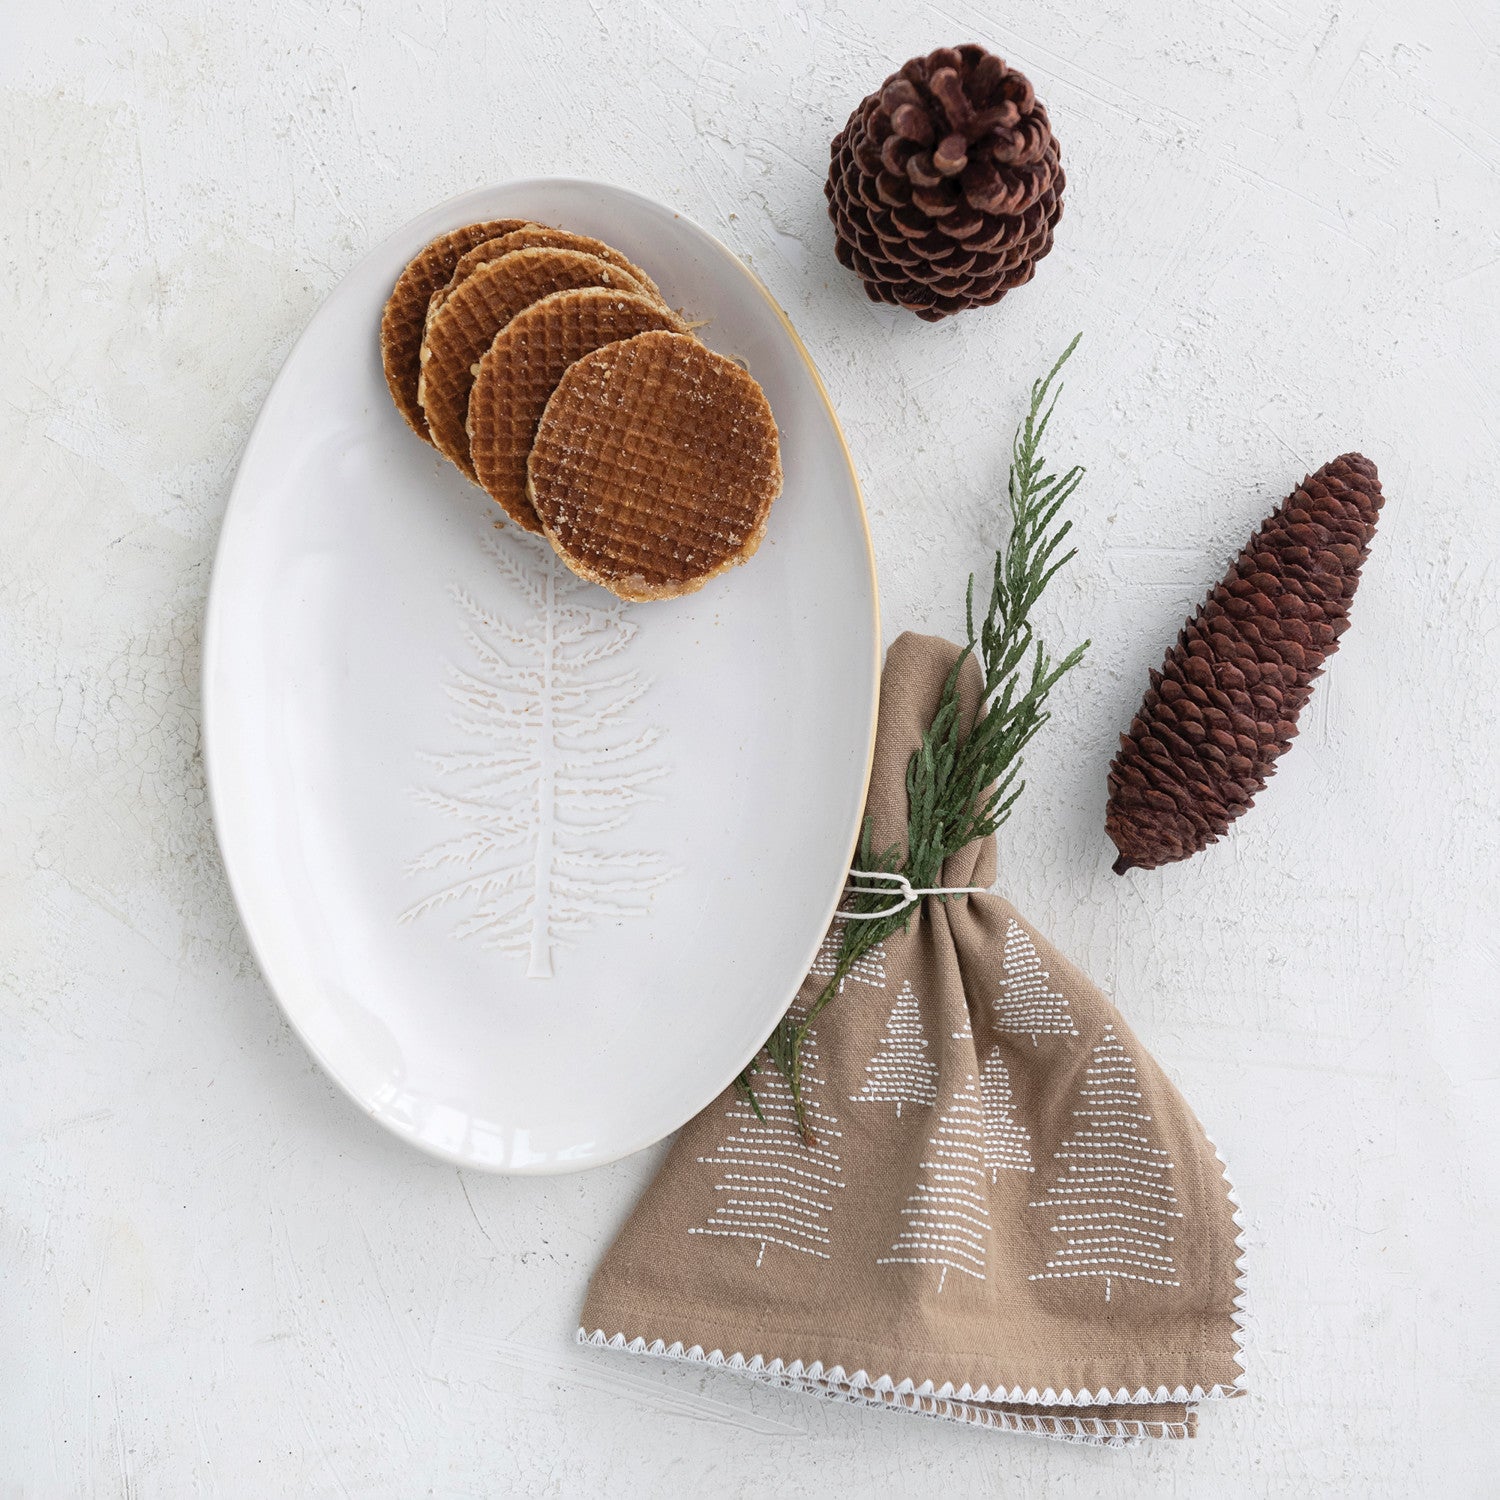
[739,334,1090,1140]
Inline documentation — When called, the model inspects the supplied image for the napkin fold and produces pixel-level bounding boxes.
[579,633,1246,1446]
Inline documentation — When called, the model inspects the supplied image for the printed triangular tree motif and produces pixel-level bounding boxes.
[849,981,938,1117]
[689,1028,843,1266]
[809,930,887,992]
[1028,1024,1183,1302]
[993,919,1078,1044]
[878,1073,989,1292]
[979,1048,1034,1180]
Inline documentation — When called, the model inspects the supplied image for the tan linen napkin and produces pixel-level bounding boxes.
[579,633,1246,1446]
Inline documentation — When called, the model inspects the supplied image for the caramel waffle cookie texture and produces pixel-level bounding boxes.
[468,288,688,534]
[422,221,545,334]
[444,226,665,311]
[381,219,530,442]
[527,330,782,602]
[418,248,655,480]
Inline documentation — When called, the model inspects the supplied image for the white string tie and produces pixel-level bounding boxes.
[838,869,989,920]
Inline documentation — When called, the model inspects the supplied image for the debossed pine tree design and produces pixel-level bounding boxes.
[1029,1024,1182,1302]
[878,1073,990,1291]
[979,1047,1034,1180]
[993,919,1078,1043]
[689,1028,843,1266]
[849,981,938,1117]
[401,535,673,978]
[809,930,887,992]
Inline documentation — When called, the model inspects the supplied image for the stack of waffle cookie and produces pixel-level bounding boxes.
[381,219,783,602]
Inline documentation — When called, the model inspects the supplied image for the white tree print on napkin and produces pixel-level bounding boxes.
[689,1028,843,1265]
[849,981,937,1117]
[809,930,887,992]
[992,919,1078,1043]
[401,535,673,978]
[978,1047,1034,1180]
[878,1072,990,1292]
[1029,1024,1182,1302]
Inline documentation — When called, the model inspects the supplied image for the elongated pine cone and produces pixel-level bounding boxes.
[1107,453,1384,873]
[824,43,1064,321]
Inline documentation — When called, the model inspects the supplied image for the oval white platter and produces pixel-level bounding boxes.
[203,179,880,1173]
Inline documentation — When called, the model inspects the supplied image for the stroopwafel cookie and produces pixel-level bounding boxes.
[469,288,687,533]
[380,219,529,442]
[527,330,782,601]
[418,248,657,480]
[442,226,664,315]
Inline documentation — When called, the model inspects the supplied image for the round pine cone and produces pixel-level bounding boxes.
[1107,453,1384,873]
[824,44,1064,321]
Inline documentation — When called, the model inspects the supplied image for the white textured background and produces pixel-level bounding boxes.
[4,0,1497,1494]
